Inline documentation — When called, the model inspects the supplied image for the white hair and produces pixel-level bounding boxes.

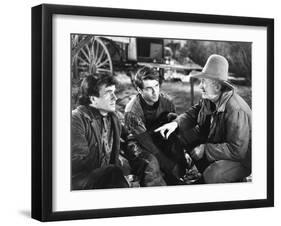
[207,79,222,91]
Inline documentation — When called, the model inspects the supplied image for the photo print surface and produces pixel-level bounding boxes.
[71,34,252,190]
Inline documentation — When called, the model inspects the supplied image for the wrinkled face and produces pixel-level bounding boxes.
[90,84,117,114]
[199,78,221,100]
[138,79,160,105]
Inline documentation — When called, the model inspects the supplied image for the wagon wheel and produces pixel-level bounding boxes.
[75,36,113,78]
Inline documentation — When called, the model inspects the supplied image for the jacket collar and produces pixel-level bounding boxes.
[216,89,234,112]
[139,93,160,110]
[76,105,114,121]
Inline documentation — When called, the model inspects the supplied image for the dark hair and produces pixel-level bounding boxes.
[78,72,118,106]
[134,66,160,89]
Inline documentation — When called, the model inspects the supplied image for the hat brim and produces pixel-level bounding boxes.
[190,71,234,89]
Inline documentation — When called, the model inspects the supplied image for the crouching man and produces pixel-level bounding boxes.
[155,55,252,183]
[124,67,188,186]
[71,73,129,190]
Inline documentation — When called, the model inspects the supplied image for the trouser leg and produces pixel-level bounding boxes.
[203,160,251,184]
[84,165,129,189]
[129,150,166,187]
[141,151,167,186]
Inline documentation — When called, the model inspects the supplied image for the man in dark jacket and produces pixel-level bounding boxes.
[124,67,188,186]
[71,73,129,190]
[155,55,251,183]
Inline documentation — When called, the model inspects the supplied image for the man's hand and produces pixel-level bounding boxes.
[154,121,178,139]
[190,144,205,160]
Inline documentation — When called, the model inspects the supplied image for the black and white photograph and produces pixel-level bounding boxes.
[30,3,274,222]
[71,34,252,190]
[1,0,280,225]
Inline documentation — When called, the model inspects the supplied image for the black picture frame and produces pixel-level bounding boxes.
[31,3,274,222]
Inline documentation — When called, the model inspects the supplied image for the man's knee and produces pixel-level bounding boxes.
[203,160,249,184]
[140,152,166,186]
[141,152,161,172]
[203,162,223,183]
[93,165,129,189]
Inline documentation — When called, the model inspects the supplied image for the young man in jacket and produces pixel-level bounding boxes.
[155,54,252,183]
[124,67,189,186]
[71,73,129,190]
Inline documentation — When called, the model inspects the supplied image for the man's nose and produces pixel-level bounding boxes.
[112,93,117,100]
[152,87,158,94]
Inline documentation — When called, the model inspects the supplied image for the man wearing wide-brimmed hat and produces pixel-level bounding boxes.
[155,54,252,183]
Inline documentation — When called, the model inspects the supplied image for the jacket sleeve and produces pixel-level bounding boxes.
[124,112,147,135]
[204,110,251,161]
[71,113,95,174]
[174,103,202,146]
[124,110,176,172]
[169,99,176,113]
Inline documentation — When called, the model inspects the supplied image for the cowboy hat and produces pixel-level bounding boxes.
[191,54,234,89]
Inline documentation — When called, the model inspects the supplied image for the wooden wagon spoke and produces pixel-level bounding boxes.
[96,59,109,68]
[77,66,88,69]
[77,56,89,65]
[90,38,97,64]
[85,43,90,53]
[96,49,105,65]
[97,68,112,73]
[95,40,100,62]
[91,43,96,63]
[78,62,88,66]
[78,61,88,66]
[85,44,91,58]
[80,48,90,63]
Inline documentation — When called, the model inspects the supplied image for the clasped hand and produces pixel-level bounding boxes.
[190,144,205,160]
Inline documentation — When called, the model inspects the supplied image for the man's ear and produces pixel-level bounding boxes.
[215,82,222,92]
[89,96,97,107]
[218,83,223,91]
[136,87,142,93]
